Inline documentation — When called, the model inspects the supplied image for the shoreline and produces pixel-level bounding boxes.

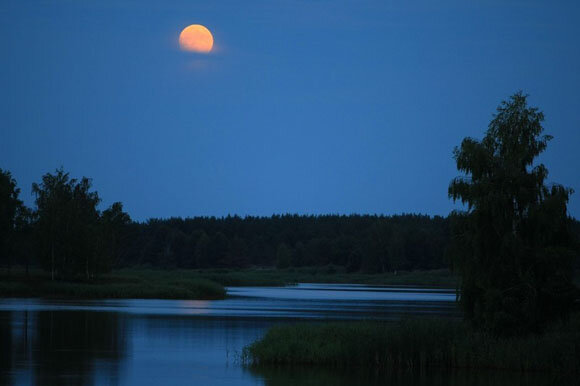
[0,267,457,301]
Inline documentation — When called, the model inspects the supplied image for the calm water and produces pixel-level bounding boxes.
[0,284,557,385]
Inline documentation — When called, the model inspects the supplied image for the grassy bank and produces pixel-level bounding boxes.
[243,316,580,373]
[2,266,573,299]
[198,267,458,287]
[0,269,226,300]
[0,266,457,300]
[1,267,458,288]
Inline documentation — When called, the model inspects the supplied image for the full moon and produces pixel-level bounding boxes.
[179,24,214,53]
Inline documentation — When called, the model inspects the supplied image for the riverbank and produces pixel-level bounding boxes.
[0,269,226,300]
[243,316,580,373]
[2,266,576,300]
[197,267,458,287]
[0,266,458,301]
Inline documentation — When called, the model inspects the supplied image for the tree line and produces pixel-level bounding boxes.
[120,213,450,272]
[1,168,454,277]
[1,172,579,284]
[1,167,579,282]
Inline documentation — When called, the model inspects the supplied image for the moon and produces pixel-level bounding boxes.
[179,24,214,53]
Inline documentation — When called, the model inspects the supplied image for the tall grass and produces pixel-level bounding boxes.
[0,268,226,300]
[196,267,457,287]
[246,366,563,386]
[1,266,459,288]
[243,315,580,373]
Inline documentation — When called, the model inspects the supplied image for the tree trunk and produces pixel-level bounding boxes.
[51,242,54,281]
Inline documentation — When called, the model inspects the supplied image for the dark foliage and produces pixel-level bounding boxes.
[244,316,580,373]
[0,168,27,270]
[30,168,131,280]
[1,167,453,278]
[1,157,578,283]
[448,92,578,335]
[116,213,451,273]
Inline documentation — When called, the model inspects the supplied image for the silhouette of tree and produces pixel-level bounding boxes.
[194,231,211,268]
[228,235,249,267]
[276,243,292,269]
[448,92,577,335]
[32,168,101,280]
[9,166,558,275]
[100,202,131,271]
[0,169,25,270]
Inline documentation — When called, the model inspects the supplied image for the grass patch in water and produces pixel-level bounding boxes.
[243,315,580,373]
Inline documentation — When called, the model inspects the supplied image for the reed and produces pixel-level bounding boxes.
[243,315,580,373]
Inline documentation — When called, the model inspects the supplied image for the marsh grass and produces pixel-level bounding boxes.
[243,316,580,373]
[198,267,457,287]
[1,266,458,289]
[246,365,564,386]
[0,268,226,300]
[1,266,575,300]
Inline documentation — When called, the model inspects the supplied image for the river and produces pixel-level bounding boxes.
[0,284,555,385]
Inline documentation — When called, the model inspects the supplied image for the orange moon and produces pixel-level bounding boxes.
[179,24,214,53]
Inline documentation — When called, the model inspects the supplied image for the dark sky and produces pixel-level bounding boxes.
[2,0,579,221]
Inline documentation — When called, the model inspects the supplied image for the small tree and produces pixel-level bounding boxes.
[0,169,25,270]
[100,202,131,271]
[194,231,211,268]
[448,92,577,335]
[276,243,292,269]
[32,168,101,280]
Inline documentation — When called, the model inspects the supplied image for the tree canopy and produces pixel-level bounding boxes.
[32,168,102,279]
[31,168,130,280]
[448,92,578,335]
[0,169,25,268]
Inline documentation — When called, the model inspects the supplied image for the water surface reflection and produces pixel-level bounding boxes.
[1,310,127,385]
[0,284,557,385]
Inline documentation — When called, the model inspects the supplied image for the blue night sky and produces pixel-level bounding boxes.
[1,0,579,221]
